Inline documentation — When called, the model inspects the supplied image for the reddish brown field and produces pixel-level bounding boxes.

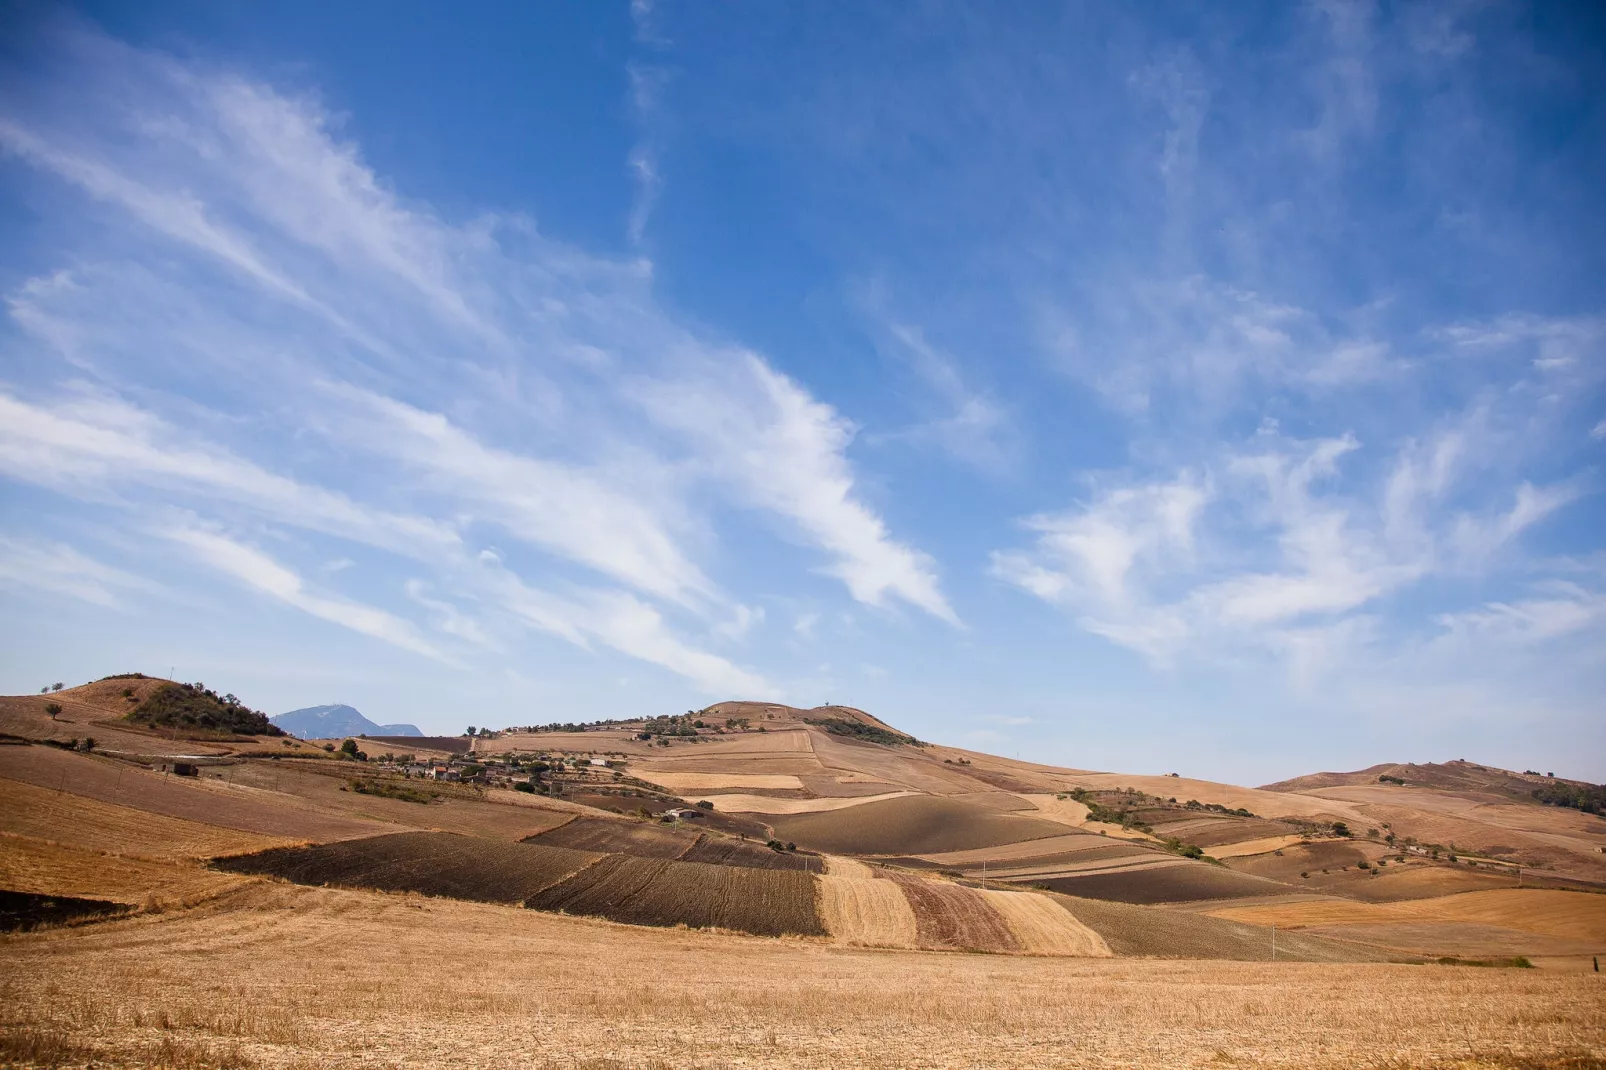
[880,871,1019,952]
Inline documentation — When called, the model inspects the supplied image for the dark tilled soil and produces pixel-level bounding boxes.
[680,835,822,872]
[1034,861,1291,904]
[0,889,130,932]
[214,831,600,903]
[526,854,824,936]
[769,795,1070,856]
[525,816,698,858]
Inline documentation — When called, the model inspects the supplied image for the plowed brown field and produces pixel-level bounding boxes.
[681,835,822,871]
[1036,859,1291,904]
[526,854,823,936]
[215,831,599,903]
[525,815,697,857]
[770,794,1070,855]
[880,871,1018,952]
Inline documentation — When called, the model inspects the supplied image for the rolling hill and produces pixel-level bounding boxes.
[2,679,1603,973]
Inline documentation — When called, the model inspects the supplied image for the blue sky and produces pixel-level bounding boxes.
[1,2,1602,783]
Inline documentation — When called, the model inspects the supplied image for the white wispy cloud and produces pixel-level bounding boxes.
[0,25,949,693]
[993,424,1583,669]
[163,526,446,660]
[0,535,155,608]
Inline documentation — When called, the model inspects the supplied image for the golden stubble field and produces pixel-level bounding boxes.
[2,880,1603,1070]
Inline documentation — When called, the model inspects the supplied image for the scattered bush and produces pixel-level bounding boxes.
[127,682,283,736]
[803,717,923,746]
[44,703,61,718]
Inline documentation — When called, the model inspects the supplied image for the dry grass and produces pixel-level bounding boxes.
[815,873,919,948]
[0,881,1600,1069]
[630,772,806,792]
[0,835,254,906]
[691,790,916,814]
[0,777,296,861]
[1210,890,1604,937]
[981,888,1112,957]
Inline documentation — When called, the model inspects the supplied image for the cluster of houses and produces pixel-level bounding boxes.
[376,752,620,789]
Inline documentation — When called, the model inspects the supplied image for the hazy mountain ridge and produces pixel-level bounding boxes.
[271,704,422,739]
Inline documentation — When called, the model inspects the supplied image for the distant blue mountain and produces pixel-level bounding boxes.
[271,704,423,739]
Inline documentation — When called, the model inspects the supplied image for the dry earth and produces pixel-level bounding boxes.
[2,881,1603,1070]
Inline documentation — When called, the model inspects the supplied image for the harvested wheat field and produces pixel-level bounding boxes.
[1,880,1601,1070]
[0,746,393,842]
[980,887,1113,956]
[0,777,298,861]
[815,872,920,947]
[692,789,916,814]
[0,835,254,905]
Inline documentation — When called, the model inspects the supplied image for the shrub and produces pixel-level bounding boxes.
[44,703,62,718]
[1331,822,1351,837]
[696,799,714,810]
[514,782,535,794]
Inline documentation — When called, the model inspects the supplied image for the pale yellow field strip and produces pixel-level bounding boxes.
[918,833,1111,866]
[695,790,918,814]
[981,889,1112,957]
[834,772,894,784]
[823,855,876,879]
[815,873,920,948]
[1207,834,1310,859]
[630,772,806,792]
[0,776,299,860]
[988,856,1188,880]
[0,834,253,904]
[1018,793,1091,827]
[1208,889,1606,944]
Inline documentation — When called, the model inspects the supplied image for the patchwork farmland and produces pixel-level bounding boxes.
[1,682,1603,1067]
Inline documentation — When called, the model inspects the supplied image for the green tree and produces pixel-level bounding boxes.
[1331,821,1351,837]
[339,738,360,758]
[51,682,64,692]
[45,703,62,719]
